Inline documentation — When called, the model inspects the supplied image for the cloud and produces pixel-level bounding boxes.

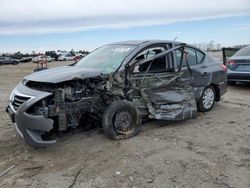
[0,0,250,35]
[227,24,250,31]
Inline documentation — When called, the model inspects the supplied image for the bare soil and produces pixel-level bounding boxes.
[0,62,249,188]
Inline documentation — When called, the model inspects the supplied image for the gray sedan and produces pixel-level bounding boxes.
[226,45,250,85]
[0,57,19,65]
[6,40,227,147]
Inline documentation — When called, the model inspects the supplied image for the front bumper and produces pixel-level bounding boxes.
[6,82,56,148]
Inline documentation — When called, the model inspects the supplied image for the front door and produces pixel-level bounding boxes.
[129,45,197,121]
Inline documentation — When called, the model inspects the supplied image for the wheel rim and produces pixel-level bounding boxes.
[202,88,215,109]
[114,110,134,135]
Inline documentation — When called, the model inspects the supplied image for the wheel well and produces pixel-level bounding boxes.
[210,84,220,101]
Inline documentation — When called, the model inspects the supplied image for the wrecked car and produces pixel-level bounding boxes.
[6,40,227,147]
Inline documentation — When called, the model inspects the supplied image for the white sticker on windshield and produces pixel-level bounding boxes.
[114,48,131,52]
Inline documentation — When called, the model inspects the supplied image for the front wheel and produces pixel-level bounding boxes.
[102,100,141,140]
[197,86,216,112]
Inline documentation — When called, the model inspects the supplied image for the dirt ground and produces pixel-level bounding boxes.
[0,61,249,188]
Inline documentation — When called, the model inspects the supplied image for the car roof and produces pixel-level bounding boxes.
[110,40,179,46]
[242,45,250,49]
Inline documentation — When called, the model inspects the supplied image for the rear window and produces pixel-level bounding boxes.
[234,47,250,56]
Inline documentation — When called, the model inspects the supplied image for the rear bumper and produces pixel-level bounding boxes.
[6,83,56,148]
[227,71,250,82]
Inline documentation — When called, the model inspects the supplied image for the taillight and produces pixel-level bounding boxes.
[220,64,227,72]
[226,60,236,65]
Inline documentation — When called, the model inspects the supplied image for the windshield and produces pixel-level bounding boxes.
[234,46,250,57]
[75,45,136,73]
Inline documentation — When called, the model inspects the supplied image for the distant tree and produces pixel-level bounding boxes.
[215,43,221,51]
[207,40,214,51]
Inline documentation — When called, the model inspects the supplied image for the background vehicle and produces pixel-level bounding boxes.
[73,53,86,62]
[0,57,19,65]
[224,46,250,85]
[6,40,227,147]
[58,54,75,61]
[32,55,55,63]
[45,51,59,61]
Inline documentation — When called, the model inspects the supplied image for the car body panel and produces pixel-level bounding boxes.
[6,82,55,147]
[25,66,102,83]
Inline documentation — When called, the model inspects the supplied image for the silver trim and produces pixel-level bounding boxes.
[202,88,215,109]
[9,88,35,113]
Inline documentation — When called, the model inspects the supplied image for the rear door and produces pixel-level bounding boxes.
[175,46,210,87]
[129,44,197,121]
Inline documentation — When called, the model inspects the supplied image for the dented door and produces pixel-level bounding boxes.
[129,45,197,120]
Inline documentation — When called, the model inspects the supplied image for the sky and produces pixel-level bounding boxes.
[0,0,250,53]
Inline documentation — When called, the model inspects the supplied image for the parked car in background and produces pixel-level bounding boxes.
[0,57,19,65]
[32,55,55,63]
[6,40,227,147]
[226,45,250,85]
[73,53,86,62]
[19,57,33,63]
[58,54,75,61]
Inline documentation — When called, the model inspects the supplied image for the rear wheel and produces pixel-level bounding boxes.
[197,86,216,112]
[102,100,141,140]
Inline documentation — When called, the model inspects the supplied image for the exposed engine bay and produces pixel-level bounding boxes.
[25,77,111,132]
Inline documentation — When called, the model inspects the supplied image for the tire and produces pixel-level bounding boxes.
[12,61,18,65]
[197,86,216,112]
[102,100,141,140]
[227,81,236,86]
[33,67,48,72]
[63,58,66,61]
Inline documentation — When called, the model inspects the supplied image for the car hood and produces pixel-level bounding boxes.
[25,65,103,83]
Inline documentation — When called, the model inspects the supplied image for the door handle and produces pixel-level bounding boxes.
[202,72,208,76]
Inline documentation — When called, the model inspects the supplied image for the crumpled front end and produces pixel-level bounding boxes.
[6,82,55,148]
[6,75,110,148]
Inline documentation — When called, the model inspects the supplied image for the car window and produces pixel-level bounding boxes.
[196,50,205,64]
[133,47,168,73]
[185,48,197,66]
[234,46,250,56]
[176,47,204,67]
[76,44,136,73]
